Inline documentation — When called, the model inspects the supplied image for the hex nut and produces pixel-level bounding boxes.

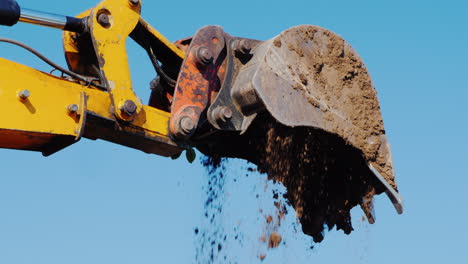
[212,106,233,123]
[68,104,79,114]
[195,46,214,66]
[17,89,30,100]
[97,12,111,28]
[120,100,137,116]
[238,39,251,54]
[179,116,196,135]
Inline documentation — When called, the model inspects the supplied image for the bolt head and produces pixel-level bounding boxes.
[222,107,233,119]
[68,104,79,114]
[179,116,196,135]
[97,13,111,28]
[129,0,140,6]
[18,89,30,100]
[195,47,214,66]
[238,39,251,54]
[121,100,137,116]
[212,106,233,123]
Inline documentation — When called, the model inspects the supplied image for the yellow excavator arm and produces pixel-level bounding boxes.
[0,0,185,157]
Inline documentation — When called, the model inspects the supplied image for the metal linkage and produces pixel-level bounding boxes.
[169,26,228,139]
[169,26,262,140]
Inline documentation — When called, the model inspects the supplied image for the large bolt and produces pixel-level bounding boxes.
[238,39,251,54]
[97,12,111,28]
[179,116,196,136]
[68,104,79,114]
[129,0,140,6]
[120,100,137,116]
[232,39,251,55]
[212,106,233,123]
[195,46,214,66]
[17,89,30,100]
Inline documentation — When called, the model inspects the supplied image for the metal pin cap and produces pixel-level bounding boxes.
[17,89,30,100]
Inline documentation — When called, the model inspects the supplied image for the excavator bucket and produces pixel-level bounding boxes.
[229,25,401,208]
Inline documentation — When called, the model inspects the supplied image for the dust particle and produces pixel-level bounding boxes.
[266,215,273,224]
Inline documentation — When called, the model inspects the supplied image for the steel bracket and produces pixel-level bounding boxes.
[88,0,142,121]
[206,37,261,133]
[169,26,227,139]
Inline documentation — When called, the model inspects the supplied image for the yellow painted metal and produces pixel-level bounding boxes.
[62,9,93,74]
[63,0,186,128]
[138,18,186,59]
[0,0,187,156]
[0,58,180,156]
[89,0,142,121]
[0,58,85,154]
[0,59,82,136]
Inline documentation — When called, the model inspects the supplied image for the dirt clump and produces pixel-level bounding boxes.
[196,156,242,263]
[266,215,273,224]
[259,254,266,261]
[298,73,308,85]
[268,232,282,248]
[273,38,282,48]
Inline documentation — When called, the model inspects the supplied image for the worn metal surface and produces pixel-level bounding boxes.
[75,91,88,140]
[169,26,227,139]
[369,164,403,214]
[206,37,261,132]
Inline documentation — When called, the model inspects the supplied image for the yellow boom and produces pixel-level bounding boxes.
[0,0,184,157]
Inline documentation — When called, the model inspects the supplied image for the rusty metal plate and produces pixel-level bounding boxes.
[169,26,226,139]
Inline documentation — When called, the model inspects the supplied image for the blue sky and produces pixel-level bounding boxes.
[0,0,467,263]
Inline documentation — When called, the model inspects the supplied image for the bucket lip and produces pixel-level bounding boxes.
[368,163,404,214]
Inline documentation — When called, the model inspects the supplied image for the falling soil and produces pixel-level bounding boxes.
[254,119,380,242]
[199,113,390,243]
[259,254,266,261]
[195,157,230,263]
[257,196,289,260]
